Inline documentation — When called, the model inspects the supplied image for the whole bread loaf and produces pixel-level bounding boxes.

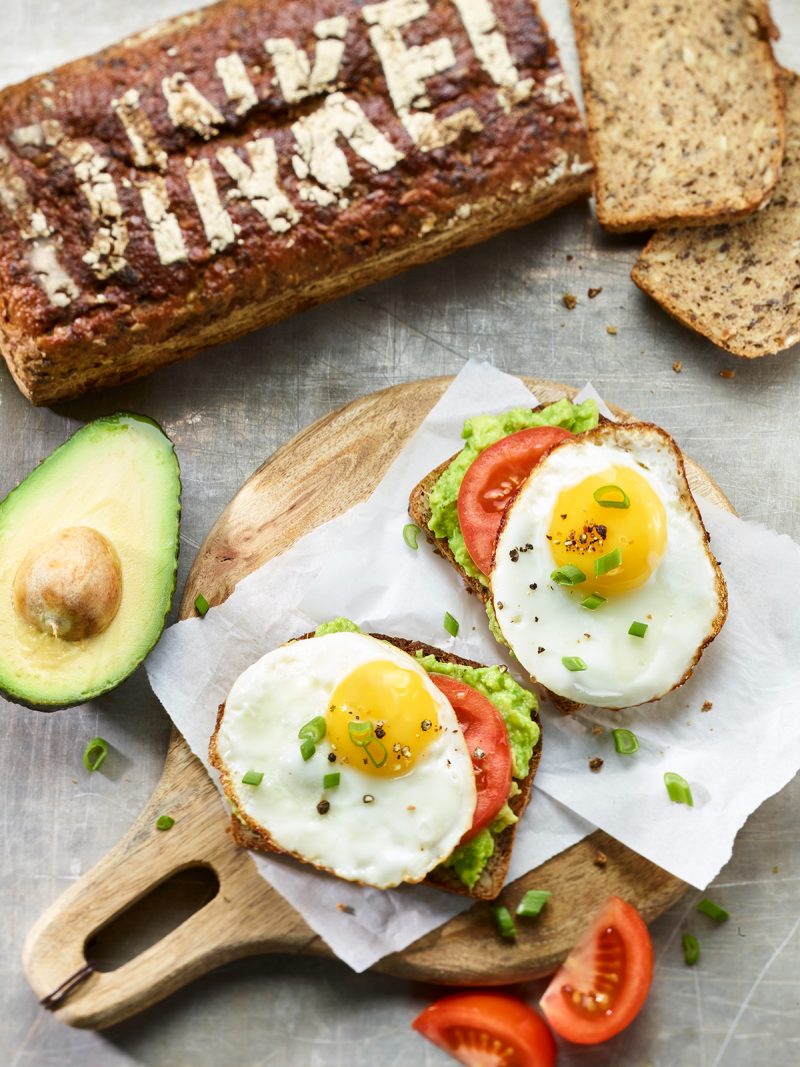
[0,0,591,405]
[569,0,785,232]
[632,69,800,358]
[210,634,542,901]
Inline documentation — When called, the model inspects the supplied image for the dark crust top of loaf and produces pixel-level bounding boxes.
[570,0,785,232]
[632,68,800,358]
[0,0,592,403]
[209,631,542,901]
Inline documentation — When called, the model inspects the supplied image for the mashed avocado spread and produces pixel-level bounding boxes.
[427,399,600,584]
[313,619,538,889]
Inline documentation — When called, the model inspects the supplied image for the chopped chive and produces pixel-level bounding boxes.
[698,898,729,923]
[323,772,341,789]
[550,564,587,586]
[682,932,700,966]
[403,523,420,550]
[581,592,607,611]
[348,720,374,744]
[593,484,630,509]
[516,889,551,918]
[241,770,263,786]
[562,656,587,672]
[155,815,175,831]
[492,905,517,941]
[595,547,622,577]
[664,771,694,806]
[612,728,640,755]
[628,620,648,638]
[300,738,316,762]
[298,716,326,744]
[82,737,109,773]
[194,593,210,617]
[444,612,460,637]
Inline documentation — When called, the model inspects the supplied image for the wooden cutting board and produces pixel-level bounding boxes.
[22,377,732,1030]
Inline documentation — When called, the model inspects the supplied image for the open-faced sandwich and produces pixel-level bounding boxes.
[209,620,541,900]
[409,399,727,711]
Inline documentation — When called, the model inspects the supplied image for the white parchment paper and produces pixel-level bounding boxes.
[148,361,800,971]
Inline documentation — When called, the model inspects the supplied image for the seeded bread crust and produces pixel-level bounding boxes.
[632,69,800,358]
[569,0,785,232]
[209,633,542,902]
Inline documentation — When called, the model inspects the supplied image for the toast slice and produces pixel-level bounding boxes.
[632,68,800,358]
[211,634,542,902]
[569,0,785,232]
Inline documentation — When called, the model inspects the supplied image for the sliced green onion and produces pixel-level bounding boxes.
[562,656,587,672]
[682,932,700,966]
[82,737,109,773]
[628,620,648,638]
[581,592,607,610]
[364,740,388,768]
[194,593,210,617]
[241,770,263,786]
[698,898,729,923]
[595,547,622,577]
[348,720,374,744]
[550,564,587,586]
[664,771,694,806]
[444,612,460,637]
[612,728,640,755]
[492,905,517,941]
[155,815,175,831]
[593,484,630,509]
[516,889,551,918]
[300,738,316,762]
[323,772,341,789]
[298,716,326,744]
[403,523,420,550]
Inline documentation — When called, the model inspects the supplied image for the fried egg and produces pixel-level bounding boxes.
[211,631,476,888]
[490,422,727,709]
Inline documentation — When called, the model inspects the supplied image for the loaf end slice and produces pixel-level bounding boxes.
[632,68,800,357]
[570,0,785,232]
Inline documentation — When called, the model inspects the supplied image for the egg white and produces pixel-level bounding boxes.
[491,423,726,709]
[213,631,477,888]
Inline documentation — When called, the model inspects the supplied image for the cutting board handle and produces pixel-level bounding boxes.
[22,733,318,1029]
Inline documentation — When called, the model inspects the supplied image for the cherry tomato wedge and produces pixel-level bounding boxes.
[430,674,512,843]
[458,427,573,575]
[413,992,557,1067]
[539,895,654,1044]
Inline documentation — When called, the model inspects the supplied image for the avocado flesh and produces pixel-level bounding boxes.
[0,413,180,707]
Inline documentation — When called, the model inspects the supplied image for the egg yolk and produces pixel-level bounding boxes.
[548,466,667,595]
[327,661,441,778]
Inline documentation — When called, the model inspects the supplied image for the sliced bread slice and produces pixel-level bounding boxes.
[570,0,785,232]
[632,68,800,357]
[211,634,542,902]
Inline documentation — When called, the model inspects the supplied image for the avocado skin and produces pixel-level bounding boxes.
[0,412,181,710]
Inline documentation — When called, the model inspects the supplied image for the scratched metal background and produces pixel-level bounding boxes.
[2,1,799,1064]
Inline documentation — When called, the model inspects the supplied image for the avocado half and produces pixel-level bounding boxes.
[0,413,181,708]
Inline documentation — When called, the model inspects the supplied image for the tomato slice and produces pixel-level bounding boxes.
[539,896,653,1044]
[457,427,573,575]
[431,674,512,843]
[413,992,557,1067]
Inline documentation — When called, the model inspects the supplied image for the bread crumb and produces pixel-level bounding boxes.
[591,724,603,736]
[587,287,602,299]
[589,757,604,772]
[672,360,683,373]
[563,293,577,310]
[720,369,736,379]
[606,325,618,335]
[336,902,355,914]
[701,700,713,712]
[593,850,608,867]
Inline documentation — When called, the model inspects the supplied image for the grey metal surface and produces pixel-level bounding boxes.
[2,1,799,1064]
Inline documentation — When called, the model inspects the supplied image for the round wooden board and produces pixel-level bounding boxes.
[23,377,732,1029]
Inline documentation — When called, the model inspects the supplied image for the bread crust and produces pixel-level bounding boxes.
[570,0,786,233]
[209,632,542,901]
[0,0,592,404]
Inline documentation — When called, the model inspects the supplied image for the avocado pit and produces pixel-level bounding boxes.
[13,526,123,641]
